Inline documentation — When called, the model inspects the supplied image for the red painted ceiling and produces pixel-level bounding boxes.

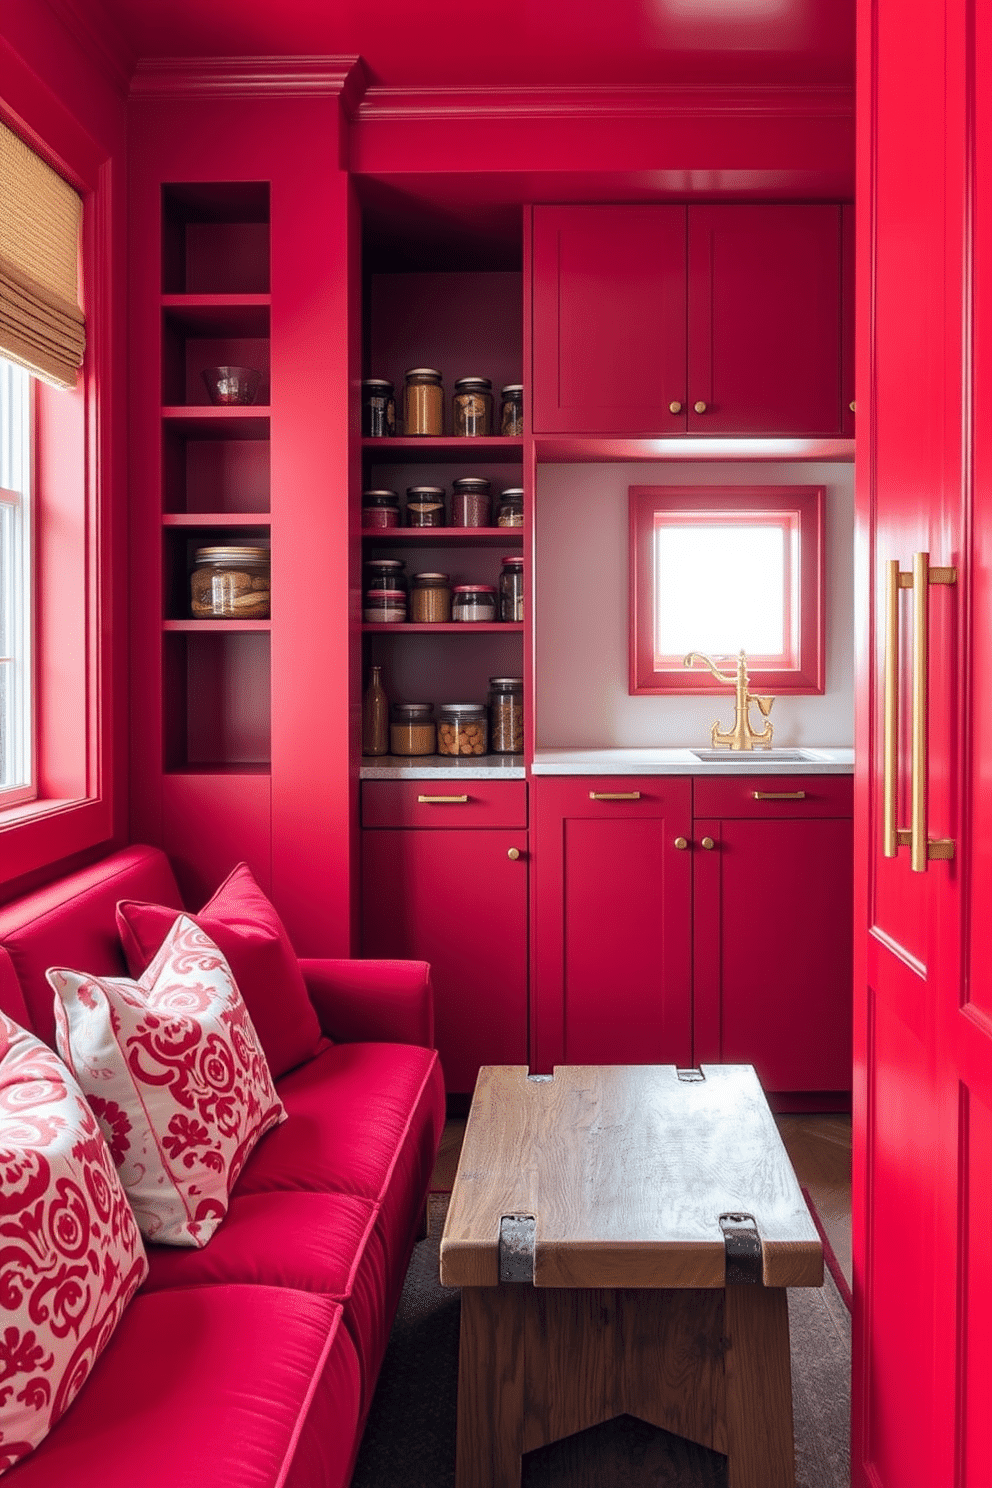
[95,0,854,90]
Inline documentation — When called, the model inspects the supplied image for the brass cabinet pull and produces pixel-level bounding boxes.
[849,400,857,413]
[417,794,469,804]
[701,836,716,850]
[882,551,956,869]
[669,400,683,414]
[674,836,688,850]
[589,791,641,801]
[507,847,521,861]
[693,400,708,414]
[752,790,807,801]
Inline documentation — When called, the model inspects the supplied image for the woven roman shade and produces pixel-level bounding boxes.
[0,120,85,390]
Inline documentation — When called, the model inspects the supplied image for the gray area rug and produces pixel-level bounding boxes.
[352,1201,850,1488]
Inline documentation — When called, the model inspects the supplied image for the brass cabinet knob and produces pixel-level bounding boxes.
[701,836,716,850]
[669,400,683,414]
[507,847,521,861]
[674,836,688,850]
[693,400,708,414]
[849,400,856,413]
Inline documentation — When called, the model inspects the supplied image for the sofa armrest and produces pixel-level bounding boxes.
[298,958,434,1047]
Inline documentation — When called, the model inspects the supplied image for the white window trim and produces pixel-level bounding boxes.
[0,356,35,808]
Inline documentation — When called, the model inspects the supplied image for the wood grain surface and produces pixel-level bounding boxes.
[440,1064,823,1290]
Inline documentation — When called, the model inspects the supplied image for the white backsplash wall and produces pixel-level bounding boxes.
[534,461,854,749]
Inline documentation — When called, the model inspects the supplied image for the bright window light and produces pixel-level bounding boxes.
[0,356,34,805]
[655,521,787,659]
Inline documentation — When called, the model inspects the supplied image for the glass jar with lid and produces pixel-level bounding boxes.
[403,368,444,436]
[190,545,270,619]
[499,555,524,622]
[362,379,396,438]
[437,702,488,757]
[361,489,400,528]
[451,477,492,528]
[406,486,446,527]
[500,385,524,436]
[452,377,493,437]
[451,584,497,623]
[390,703,436,756]
[496,489,524,527]
[364,588,407,624]
[488,677,524,754]
[409,572,452,624]
[365,558,408,595]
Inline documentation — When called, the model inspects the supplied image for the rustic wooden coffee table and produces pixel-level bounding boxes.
[439,1064,823,1488]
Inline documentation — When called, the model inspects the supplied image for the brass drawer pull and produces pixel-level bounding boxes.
[417,794,470,804]
[589,791,641,801]
[752,790,807,801]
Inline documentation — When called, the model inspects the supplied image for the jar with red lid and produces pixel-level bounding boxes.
[364,588,407,624]
[451,584,497,623]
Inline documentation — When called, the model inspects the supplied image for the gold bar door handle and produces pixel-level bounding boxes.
[417,795,469,804]
[752,791,806,801]
[589,791,641,801]
[882,552,956,870]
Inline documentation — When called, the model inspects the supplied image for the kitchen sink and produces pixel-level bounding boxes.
[690,748,812,762]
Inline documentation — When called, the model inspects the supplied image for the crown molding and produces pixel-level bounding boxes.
[130,56,368,111]
[356,83,854,125]
[43,0,136,95]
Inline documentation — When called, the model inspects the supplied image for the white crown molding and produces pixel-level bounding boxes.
[43,0,136,95]
[356,83,854,125]
[130,55,368,112]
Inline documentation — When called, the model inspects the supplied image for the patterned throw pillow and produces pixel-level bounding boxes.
[0,1010,148,1475]
[48,916,286,1248]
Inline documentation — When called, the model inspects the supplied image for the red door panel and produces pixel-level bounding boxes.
[687,204,845,437]
[532,204,688,435]
[361,827,528,1094]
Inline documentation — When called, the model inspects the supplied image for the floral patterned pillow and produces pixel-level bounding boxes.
[48,915,286,1248]
[0,1010,148,1474]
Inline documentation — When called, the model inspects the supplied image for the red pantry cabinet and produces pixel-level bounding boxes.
[532,203,848,437]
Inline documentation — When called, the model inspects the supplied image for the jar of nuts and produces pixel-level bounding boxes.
[437,702,488,757]
[410,572,452,623]
[191,546,270,619]
[488,677,524,754]
[452,377,493,437]
[390,702,436,756]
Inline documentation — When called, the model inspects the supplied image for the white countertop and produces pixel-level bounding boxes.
[360,755,526,780]
[530,747,855,775]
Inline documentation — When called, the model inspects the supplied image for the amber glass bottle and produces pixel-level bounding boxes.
[362,666,389,755]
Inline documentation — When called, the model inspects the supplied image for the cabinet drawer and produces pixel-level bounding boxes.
[535,776,693,819]
[693,774,853,819]
[362,780,528,829]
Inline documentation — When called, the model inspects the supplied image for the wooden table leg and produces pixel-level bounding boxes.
[455,1287,526,1488]
[723,1284,796,1488]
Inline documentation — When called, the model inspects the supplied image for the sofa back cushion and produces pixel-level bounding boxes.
[0,1009,148,1474]
[0,847,181,1048]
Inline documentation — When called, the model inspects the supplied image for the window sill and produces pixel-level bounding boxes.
[0,795,113,889]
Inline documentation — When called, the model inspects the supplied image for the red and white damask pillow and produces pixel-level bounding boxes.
[0,1009,148,1474]
[48,915,286,1248]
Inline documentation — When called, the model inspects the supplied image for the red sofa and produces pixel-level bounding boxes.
[0,845,446,1487]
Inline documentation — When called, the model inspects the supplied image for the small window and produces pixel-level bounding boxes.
[629,485,825,695]
[0,356,33,805]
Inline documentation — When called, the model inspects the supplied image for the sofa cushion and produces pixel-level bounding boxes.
[0,847,181,1048]
[2,1285,362,1488]
[117,862,324,1079]
[140,1190,393,1411]
[48,916,285,1247]
[0,1011,148,1476]
[234,1041,445,1275]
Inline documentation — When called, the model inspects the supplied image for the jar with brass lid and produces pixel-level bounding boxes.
[500,385,524,436]
[488,677,524,754]
[451,477,491,528]
[390,703,436,757]
[437,702,488,757]
[191,545,270,619]
[365,558,408,596]
[362,379,396,438]
[410,572,452,624]
[403,368,444,436]
[452,376,493,437]
[496,489,524,527]
[361,489,400,528]
[406,486,446,527]
[499,555,524,622]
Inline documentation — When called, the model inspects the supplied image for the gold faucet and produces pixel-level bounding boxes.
[683,650,775,751]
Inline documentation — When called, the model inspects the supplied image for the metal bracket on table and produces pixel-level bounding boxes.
[527,1072,553,1082]
[719,1212,763,1285]
[499,1215,536,1283]
[676,1067,706,1082]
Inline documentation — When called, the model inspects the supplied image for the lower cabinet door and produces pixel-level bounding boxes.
[693,814,853,1093]
[361,827,528,1094]
[532,778,693,1070]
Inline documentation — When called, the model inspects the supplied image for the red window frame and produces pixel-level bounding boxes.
[629,484,826,696]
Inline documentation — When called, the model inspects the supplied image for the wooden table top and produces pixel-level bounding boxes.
[440,1064,823,1291]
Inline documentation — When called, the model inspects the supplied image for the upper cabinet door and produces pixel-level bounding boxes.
[532,204,688,434]
[687,204,845,436]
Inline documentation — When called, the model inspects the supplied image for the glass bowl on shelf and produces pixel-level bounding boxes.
[201,366,262,406]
